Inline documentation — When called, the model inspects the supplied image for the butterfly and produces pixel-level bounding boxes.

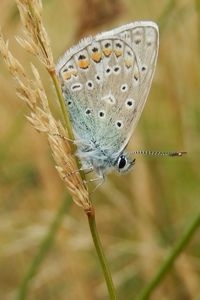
[56,21,159,180]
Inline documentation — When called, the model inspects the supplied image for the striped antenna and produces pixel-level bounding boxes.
[131,150,187,157]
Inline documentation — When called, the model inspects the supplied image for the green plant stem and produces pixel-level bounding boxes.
[86,207,116,300]
[16,196,72,300]
[137,213,200,300]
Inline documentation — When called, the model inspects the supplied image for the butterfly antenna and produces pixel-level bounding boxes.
[131,150,187,157]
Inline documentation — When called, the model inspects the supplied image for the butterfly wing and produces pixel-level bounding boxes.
[56,21,159,155]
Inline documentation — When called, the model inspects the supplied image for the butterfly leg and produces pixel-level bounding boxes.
[63,166,93,179]
[53,133,91,150]
[52,133,75,144]
[73,166,94,175]
[88,174,105,194]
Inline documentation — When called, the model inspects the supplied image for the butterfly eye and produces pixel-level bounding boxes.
[116,156,136,173]
[118,155,127,170]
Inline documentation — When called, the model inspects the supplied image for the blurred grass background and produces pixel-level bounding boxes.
[0,0,200,299]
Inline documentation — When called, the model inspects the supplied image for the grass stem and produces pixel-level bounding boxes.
[137,213,200,300]
[87,207,117,300]
[49,70,75,144]
[16,196,72,300]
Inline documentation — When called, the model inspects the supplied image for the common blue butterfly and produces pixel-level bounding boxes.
[56,21,159,179]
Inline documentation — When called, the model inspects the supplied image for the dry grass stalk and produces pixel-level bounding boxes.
[16,0,54,72]
[0,2,90,210]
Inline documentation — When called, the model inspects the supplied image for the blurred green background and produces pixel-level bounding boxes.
[0,0,199,299]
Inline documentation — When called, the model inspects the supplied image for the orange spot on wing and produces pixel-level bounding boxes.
[91,52,102,63]
[78,59,90,69]
[114,50,123,57]
[63,72,72,80]
[103,48,112,57]
[125,57,134,68]
[133,71,139,81]
[62,70,78,80]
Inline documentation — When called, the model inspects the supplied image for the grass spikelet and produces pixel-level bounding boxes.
[0,8,90,210]
[16,0,54,71]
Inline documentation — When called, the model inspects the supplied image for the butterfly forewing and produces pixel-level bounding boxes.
[56,21,159,155]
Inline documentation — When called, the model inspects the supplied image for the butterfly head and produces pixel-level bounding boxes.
[115,154,136,173]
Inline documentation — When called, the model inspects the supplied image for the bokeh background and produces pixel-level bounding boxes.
[0,0,199,299]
